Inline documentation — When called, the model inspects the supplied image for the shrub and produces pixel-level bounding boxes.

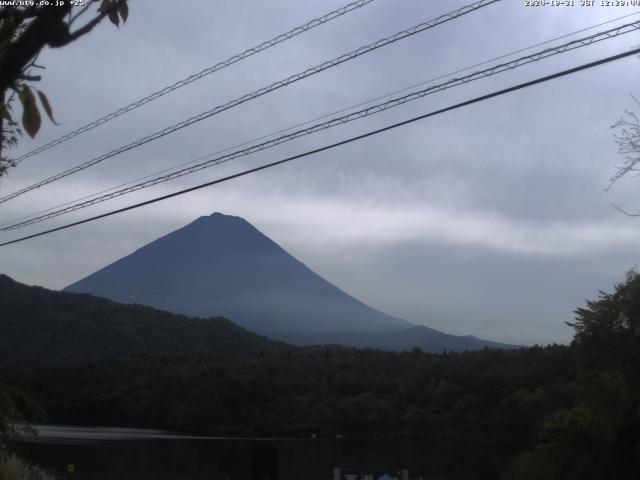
[0,445,53,480]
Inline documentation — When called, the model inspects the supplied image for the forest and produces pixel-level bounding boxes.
[0,271,639,479]
[0,346,573,439]
[0,274,292,360]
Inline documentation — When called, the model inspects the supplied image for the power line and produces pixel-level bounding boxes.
[4,10,637,230]
[3,20,638,231]
[2,46,638,248]
[8,0,377,166]
[0,0,500,206]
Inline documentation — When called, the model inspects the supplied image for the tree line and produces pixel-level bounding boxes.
[1,271,639,479]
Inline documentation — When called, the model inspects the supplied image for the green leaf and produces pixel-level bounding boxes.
[36,89,59,125]
[18,86,41,138]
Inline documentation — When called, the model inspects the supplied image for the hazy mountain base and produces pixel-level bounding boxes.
[1,273,512,358]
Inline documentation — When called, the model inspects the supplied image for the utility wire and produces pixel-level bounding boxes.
[8,0,377,166]
[2,46,638,248]
[0,0,500,205]
[4,10,637,230]
[3,20,638,232]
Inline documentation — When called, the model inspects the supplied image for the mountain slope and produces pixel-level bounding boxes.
[66,213,411,341]
[65,213,515,351]
[311,326,515,351]
[0,274,291,360]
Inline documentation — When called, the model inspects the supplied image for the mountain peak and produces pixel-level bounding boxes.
[191,212,250,227]
[189,212,258,230]
[203,212,244,221]
[65,214,411,343]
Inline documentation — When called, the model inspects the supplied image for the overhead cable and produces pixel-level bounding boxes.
[3,20,638,231]
[2,46,638,247]
[5,10,636,229]
[8,0,378,166]
[0,0,500,205]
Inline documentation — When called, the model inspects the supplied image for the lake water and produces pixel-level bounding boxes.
[7,425,521,480]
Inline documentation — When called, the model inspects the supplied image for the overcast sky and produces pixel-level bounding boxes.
[1,0,639,345]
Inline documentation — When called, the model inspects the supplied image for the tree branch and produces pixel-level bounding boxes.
[68,1,95,26]
[0,5,72,92]
[611,203,640,217]
[56,0,127,47]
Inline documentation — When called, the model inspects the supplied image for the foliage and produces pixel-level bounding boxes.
[571,270,640,358]
[3,268,640,476]
[0,384,44,438]
[539,271,640,479]
[0,272,577,445]
[0,0,129,175]
[609,95,640,215]
[539,406,615,479]
[499,449,555,480]
[0,445,53,480]
[0,274,293,360]
[0,273,575,442]
[0,345,575,441]
[0,384,47,480]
